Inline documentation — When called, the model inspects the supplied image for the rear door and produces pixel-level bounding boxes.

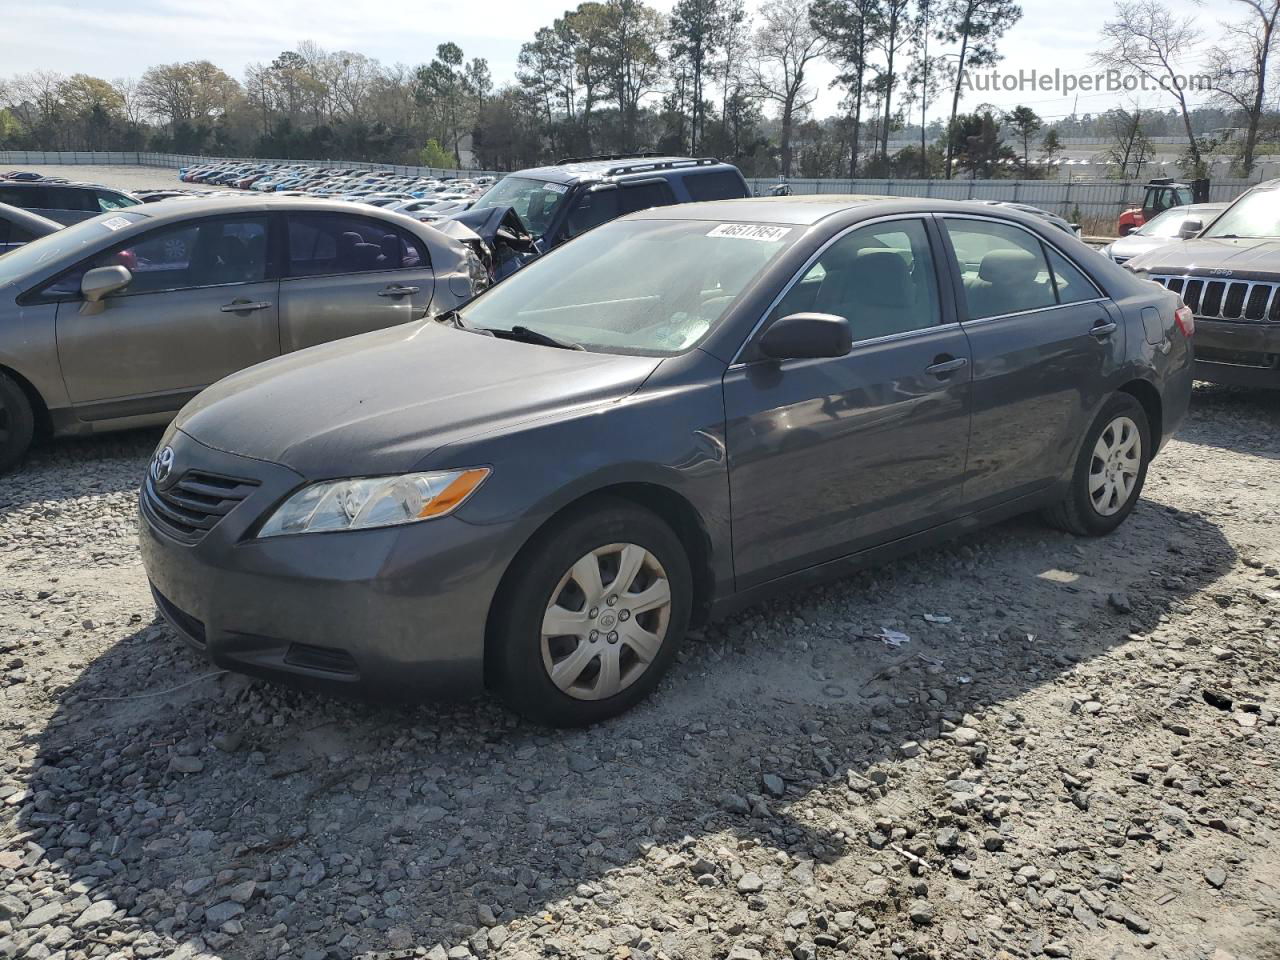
[51,214,280,416]
[278,211,435,352]
[939,215,1125,508]
[723,216,973,588]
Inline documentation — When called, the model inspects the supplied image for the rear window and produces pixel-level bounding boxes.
[0,185,46,209]
[683,170,749,202]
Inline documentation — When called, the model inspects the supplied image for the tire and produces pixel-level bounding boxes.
[1043,393,1151,537]
[492,498,692,726]
[0,372,35,475]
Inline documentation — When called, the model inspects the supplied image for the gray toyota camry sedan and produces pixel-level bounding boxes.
[140,196,1194,726]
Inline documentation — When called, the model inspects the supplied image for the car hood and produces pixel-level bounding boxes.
[1111,234,1182,259]
[174,321,662,478]
[1125,236,1280,277]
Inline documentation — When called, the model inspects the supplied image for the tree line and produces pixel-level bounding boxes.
[1,0,1277,180]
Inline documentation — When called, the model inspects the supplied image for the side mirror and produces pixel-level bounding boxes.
[80,265,132,315]
[1119,225,1136,237]
[758,313,852,361]
[1177,218,1203,240]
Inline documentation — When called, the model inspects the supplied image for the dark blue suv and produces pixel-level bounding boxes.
[454,155,750,276]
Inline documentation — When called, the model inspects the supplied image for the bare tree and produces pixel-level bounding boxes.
[1093,0,1204,175]
[1202,0,1280,175]
[938,0,1022,179]
[750,0,827,176]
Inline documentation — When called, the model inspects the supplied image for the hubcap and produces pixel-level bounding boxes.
[1088,415,1141,517]
[540,543,672,701]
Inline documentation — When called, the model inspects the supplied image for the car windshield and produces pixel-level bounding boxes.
[1137,206,1200,238]
[469,176,569,237]
[1203,189,1280,239]
[0,211,146,285]
[457,218,798,356]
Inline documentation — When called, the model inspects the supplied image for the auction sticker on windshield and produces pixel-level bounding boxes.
[707,223,792,242]
[101,217,132,231]
[543,183,568,194]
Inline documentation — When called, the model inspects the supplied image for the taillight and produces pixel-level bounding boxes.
[1174,303,1195,337]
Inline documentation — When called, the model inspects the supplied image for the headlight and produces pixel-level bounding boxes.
[257,468,490,537]
[464,247,491,293]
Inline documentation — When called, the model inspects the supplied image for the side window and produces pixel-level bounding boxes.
[683,171,749,202]
[618,181,676,214]
[944,219,1056,320]
[96,191,132,212]
[771,218,941,343]
[0,219,9,245]
[48,188,98,213]
[565,190,620,238]
[0,187,43,209]
[44,217,270,298]
[9,223,36,244]
[1046,247,1100,305]
[286,213,426,278]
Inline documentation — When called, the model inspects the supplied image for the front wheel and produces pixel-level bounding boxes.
[0,372,35,474]
[1043,393,1151,536]
[492,499,692,726]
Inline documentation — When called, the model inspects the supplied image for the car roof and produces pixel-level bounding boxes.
[626,195,1069,227]
[0,200,61,233]
[110,195,427,224]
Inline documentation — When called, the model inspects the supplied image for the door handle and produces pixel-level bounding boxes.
[925,356,969,376]
[377,285,420,297]
[1090,320,1118,338]
[220,300,272,313]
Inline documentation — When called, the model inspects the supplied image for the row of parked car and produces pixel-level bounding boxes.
[178,160,495,225]
[3,151,1276,723]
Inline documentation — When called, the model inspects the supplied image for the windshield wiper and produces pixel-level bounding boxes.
[492,325,584,351]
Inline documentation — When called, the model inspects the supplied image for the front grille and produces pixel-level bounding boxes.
[1150,274,1280,323]
[143,470,259,543]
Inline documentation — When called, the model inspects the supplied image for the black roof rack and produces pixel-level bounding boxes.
[603,156,725,176]
[556,152,661,165]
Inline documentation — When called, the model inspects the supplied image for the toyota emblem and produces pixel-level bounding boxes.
[151,446,175,485]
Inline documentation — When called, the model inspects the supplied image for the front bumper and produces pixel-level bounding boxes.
[1193,320,1280,389]
[138,430,516,699]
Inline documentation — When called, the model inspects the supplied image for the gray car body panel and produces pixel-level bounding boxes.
[139,196,1191,698]
[0,197,478,437]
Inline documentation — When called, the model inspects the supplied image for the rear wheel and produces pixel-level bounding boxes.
[1043,393,1150,536]
[492,499,691,726]
[0,372,35,474]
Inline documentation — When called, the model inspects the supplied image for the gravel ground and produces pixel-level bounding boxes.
[15,164,186,193]
[1,384,1279,960]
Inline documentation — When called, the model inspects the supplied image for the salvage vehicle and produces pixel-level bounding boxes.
[138,196,1192,726]
[0,198,484,471]
[0,180,141,225]
[0,202,60,255]
[1126,178,1280,388]
[1101,202,1226,265]
[450,154,751,279]
[1117,178,1203,236]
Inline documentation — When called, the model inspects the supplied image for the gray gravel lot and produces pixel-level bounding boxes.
[11,164,186,194]
[0,245,1277,959]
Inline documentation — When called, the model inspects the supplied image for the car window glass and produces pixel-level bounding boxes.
[96,191,132,211]
[1046,247,1099,305]
[9,222,35,244]
[683,170,748,202]
[0,186,44,209]
[45,217,269,297]
[287,213,426,278]
[565,190,619,238]
[771,219,940,343]
[49,188,98,212]
[945,219,1056,319]
[618,181,676,215]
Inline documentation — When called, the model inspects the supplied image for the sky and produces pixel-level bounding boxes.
[0,0,1223,127]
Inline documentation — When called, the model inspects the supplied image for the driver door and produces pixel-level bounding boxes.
[53,214,280,418]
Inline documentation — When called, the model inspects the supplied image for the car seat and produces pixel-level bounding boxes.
[965,249,1048,318]
[814,248,915,340]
